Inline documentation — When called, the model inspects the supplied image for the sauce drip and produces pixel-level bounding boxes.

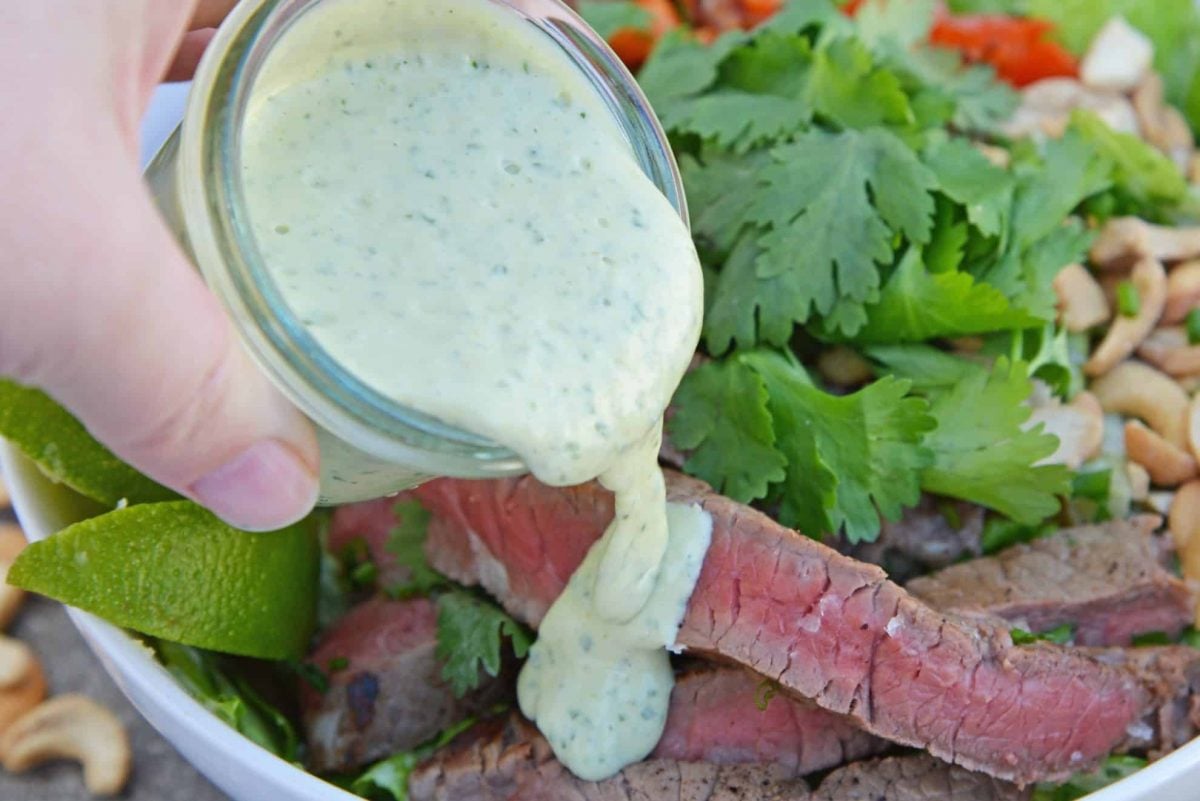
[239,0,706,778]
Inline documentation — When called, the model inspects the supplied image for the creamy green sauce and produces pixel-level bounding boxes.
[239,0,706,779]
[518,502,712,780]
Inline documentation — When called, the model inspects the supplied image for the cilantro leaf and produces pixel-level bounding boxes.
[806,37,912,129]
[1010,132,1111,250]
[385,500,448,599]
[852,247,1039,343]
[852,0,937,50]
[576,1,652,40]
[921,359,1071,523]
[923,136,1013,238]
[681,147,772,262]
[436,590,532,698]
[658,32,815,152]
[350,716,478,801]
[864,343,987,393]
[668,355,787,501]
[638,29,736,110]
[748,127,939,336]
[741,350,934,542]
[1069,109,1187,213]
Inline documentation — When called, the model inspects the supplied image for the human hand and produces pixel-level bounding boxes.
[0,2,319,530]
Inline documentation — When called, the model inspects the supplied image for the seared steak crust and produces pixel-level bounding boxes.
[907,516,1193,646]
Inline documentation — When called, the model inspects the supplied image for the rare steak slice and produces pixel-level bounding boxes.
[907,516,1193,646]
[412,474,1151,784]
[654,667,883,776]
[300,596,513,772]
[811,754,1028,801]
[408,712,813,801]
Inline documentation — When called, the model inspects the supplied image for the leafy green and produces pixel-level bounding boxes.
[669,355,787,501]
[923,136,1013,238]
[1010,623,1075,645]
[435,590,532,697]
[670,351,934,542]
[749,127,939,336]
[980,517,1057,554]
[921,359,1070,523]
[745,350,934,542]
[576,1,652,39]
[385,500,449,598]
[853,247,1038,343]
[864,344,987,393]
[806,37,912,129]
[0,378,177,506]
[1031,756,1149,801]
[1069,109,1188,213]
[350,716,478,801]
[156,641,299,762]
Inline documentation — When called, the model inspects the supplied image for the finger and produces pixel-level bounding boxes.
[0,125,319,531]
[190,0,241,31]
[164,29,216,82]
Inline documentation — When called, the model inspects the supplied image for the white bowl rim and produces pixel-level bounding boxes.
[6,441,1200,800]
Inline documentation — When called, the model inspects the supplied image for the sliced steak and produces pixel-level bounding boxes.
[301,596,512,772]
[907,516,1193,646]
[838,496,985,582]
[409,712,812,801]
[812,754,1029,801]
[1091,646,1200,757]
[412,474,1151,783]
[655,667,883,776]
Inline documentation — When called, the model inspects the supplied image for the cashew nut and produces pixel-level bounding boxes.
[1091,360,1190,447]
[1132,73,1194,170]
[1054,263,1111,331]
[1126,420,1197,486]
[0,655,45,736]
[1190,393,1200,463]
[0,525,26,631]
[816,346,873,387]
[1164,261,1200,324]
[1126,461,1151,501]
[0,695,131,797]
[1090,218,1200,268]
[1027,390,1104,468]
[1137,327,1200,376]
[1085,258,1167,376]
[1081,17,1153,92]
[1170,480,1200,626]
[0,637,34,691]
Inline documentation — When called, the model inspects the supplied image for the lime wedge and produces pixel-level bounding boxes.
[0,379,177,506]
[9,501,319,659]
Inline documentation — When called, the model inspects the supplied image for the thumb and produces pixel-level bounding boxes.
[0,132,319,531]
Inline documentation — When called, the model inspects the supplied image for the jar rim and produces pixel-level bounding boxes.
[178,0,689,474]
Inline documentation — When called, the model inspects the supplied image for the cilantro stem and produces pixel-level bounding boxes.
[1116,281,1140,318]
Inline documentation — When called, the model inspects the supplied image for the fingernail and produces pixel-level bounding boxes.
[190,440,319,531]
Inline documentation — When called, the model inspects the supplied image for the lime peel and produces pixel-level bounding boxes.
[9,501,319,660]
[0,379,177,506]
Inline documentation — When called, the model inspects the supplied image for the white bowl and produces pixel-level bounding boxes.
[6,441,1200,800]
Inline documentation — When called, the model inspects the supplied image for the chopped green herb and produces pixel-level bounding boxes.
[1116,280,1141,318]
[328,656,350,673]
[1031,756,1148,801]
[1132,631,1173,647]
[1010,624,1074,646]
[754,679,779,711]
[981,517,1057,555]
[350,715,478,801]
[1186,308,1200,345]
[436,590,532,697]
[290,660,330,694]
[386,500,450,599]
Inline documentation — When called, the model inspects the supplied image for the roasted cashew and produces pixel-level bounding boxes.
[1090,218,1200,268]
[1190,393,1200,463]
[816,346,873,387]
[1132,73,1194,170]
[1170,480,1200,626]
[0,637,34,691]
[1053,263,1111,331]
[1126,461,1151,502]
[0,526,26,631]
[1091,360,1190,447]
[1081,17,1153,92]
[0,695,131,797]
[1164,261,1200,324]
[0,656,45,736]
[1126,420,1197,486]
[1027,390,1104,469]
[1137,327,1200,376]
[1084,258,1167,376]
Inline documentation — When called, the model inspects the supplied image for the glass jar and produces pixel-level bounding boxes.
[144,0,689,504]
